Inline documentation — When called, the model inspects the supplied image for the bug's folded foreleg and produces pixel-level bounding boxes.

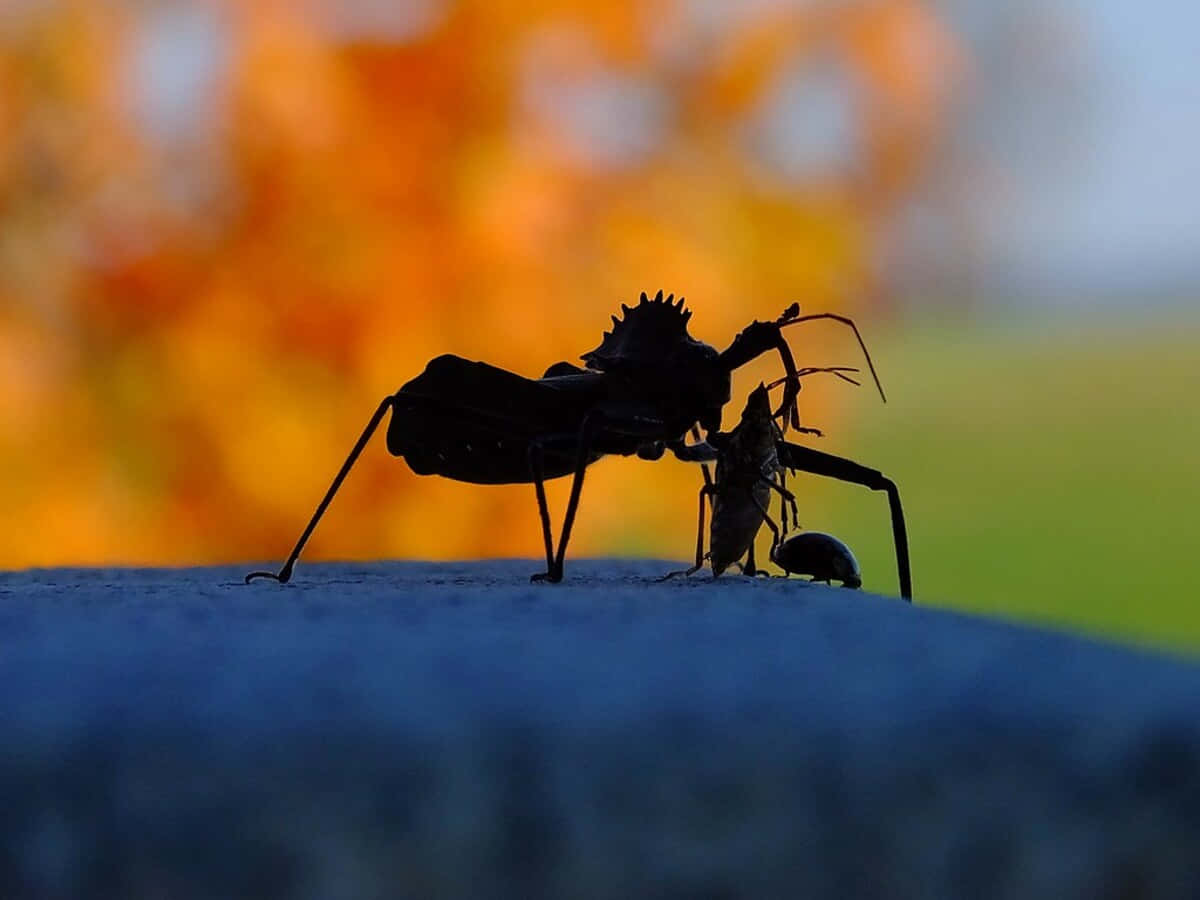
[667,440,720,464]
[719,307,886,432]
[775,441,912,601]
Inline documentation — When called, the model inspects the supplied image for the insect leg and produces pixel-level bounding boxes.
[776,441,911,602]
[532,412,605,583]
[245,395,395,584]
[757,474,798,534]
[690,425,715,502]
[693,483,709,570]
[527,443,556,577]
[744,487,786,568]
[658,484,716,581]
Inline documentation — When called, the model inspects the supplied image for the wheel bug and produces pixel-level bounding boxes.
[663,378,911,600]
[245,291,901,586]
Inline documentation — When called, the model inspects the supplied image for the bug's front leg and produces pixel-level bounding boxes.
[658,483,717,581]
[718,308,886,432]
[775,441,911,601]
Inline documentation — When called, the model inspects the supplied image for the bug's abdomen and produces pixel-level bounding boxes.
[389,406,580,484]
[709,481,770,575]
[386,355,599,485]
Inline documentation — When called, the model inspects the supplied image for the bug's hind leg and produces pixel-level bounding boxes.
[245,395,395,585]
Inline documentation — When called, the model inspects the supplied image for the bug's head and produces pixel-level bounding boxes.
[718,320,781,375]
[739,383,773,424]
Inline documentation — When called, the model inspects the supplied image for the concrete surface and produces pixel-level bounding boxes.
[2,561,1199,899]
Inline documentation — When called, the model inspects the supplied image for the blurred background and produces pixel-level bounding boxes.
[2,1,1197,650]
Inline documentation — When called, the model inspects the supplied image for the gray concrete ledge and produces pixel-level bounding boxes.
[2,561,1199,898]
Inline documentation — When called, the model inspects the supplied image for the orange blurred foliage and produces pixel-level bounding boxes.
[0,0,959,567]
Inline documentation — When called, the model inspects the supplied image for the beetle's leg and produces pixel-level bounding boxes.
[658,484,716,581]
[775,441,911,601]
[245,395,395,585]
[532,412,605,584]
[527,443,556,578]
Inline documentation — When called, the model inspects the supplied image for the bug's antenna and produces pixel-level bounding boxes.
[766,367,862,390]
[777,310,886,403]
[764,366,862,434]
[245,396,394,584]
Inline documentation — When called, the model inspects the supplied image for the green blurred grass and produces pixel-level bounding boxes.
[780,315,1200,655]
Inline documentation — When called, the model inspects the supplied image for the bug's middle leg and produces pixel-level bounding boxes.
[527,443,556,579]
[531,413,604,584]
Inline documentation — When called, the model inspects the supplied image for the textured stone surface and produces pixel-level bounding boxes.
[2,561,1200,898]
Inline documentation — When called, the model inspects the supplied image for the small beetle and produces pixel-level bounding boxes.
[769,530,862,588]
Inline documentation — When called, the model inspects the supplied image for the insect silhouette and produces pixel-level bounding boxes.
[769,531,862,589]
[661,376,911,600]
[245,291,904,587]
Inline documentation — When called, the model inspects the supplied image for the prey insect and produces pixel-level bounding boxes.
[664,378,912,600]
[660,370,858,579]
[245,291,895,586]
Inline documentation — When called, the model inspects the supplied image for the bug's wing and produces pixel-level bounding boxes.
[775,440,912,601]
[387,355,608,484]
